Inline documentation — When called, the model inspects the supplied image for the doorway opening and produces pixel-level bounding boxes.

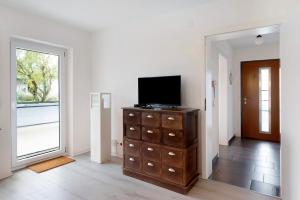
[205,25,281,197]
[11,38,66,169]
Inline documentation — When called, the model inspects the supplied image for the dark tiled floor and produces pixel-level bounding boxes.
[210,137,280,197]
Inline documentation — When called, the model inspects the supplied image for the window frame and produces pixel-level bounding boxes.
[11,38,67,169]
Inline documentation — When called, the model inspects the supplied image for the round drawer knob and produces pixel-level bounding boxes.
[167,117,175,121]
[129,127,136,131]
[147,130,154,134]
[168,133,175,137]
[147,162,154,167]
[129,157,135,162]
[168,152,176,156]
[146,115,153,119]
[147,147,154,151]
[168,168,176,173]
[129,144,135,148]
[128,113,135,117]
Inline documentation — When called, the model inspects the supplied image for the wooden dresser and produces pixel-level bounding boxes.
[122,107,199,194]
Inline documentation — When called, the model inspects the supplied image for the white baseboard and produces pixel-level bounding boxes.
[71,149,90,157]
[71,149,123,159]
[0,172,12,180]
[111,152,122,158]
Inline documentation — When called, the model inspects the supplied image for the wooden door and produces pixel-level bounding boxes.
[241,59,280,142]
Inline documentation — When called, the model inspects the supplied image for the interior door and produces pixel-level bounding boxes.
[241,59,280,142]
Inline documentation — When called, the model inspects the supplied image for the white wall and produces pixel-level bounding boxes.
[218,54,229,146]
[216,42,234,145]
[205,40,220,175]
[281,7,300,200]
[206,40,234,176]
[232,43,280,137]
[90,0,293,178]
[0,6,91,179]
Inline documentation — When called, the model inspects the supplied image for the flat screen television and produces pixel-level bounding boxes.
[138,75,181,107]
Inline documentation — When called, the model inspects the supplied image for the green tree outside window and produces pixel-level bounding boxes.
[16,49,58,103]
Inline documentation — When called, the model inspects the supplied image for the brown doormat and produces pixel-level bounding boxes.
[28,156,75,173]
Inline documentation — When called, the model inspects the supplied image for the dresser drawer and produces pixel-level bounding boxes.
[125,125,141,140]
[162,129,184,147]
[162,114,183,130]
[142,126,161,144]
[162,164,183,185]
[124,110,141,125]
[162,147,183,168]
[141,143,161,161]
[142,112,160,127]
[124,155,141,171]
[142,159,161,178]
[124,139,141,157]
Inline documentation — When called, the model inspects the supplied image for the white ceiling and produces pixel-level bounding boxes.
[228,32,280,49]
[209,25,280,49]
[0,0,208,31]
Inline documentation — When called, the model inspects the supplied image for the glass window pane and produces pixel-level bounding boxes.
[261,111,270,133]
[259,67,271,134]
[261,80,269,90]
[16,48,60,158]
[261,67,269,79]
[261,91,269,101]
[260,68,270,90]
[261,101,269,111]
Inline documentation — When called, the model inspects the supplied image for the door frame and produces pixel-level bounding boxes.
[240,59,280,142]
[203,23,282,179]
[10,38,67,169]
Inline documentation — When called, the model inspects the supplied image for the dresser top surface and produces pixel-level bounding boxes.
[122,107,200,113]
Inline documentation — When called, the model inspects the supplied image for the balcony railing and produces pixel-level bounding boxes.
[17,102,60,158]
[17,102,59,128]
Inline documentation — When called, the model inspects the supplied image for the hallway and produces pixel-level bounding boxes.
[210,138,280,197]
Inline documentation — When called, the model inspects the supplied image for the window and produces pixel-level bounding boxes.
[259,67,271,133]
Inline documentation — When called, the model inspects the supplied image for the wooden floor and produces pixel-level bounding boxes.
[0,153,279,200]
[211,138,280,197]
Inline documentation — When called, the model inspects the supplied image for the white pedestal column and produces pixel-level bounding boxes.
[90,93,111,164]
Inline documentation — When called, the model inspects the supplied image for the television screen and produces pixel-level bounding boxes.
[138,75,181,106]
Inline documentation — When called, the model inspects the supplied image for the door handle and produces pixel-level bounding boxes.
[243,98,247,105]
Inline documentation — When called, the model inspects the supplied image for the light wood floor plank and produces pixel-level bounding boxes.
[0,154,280,200]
